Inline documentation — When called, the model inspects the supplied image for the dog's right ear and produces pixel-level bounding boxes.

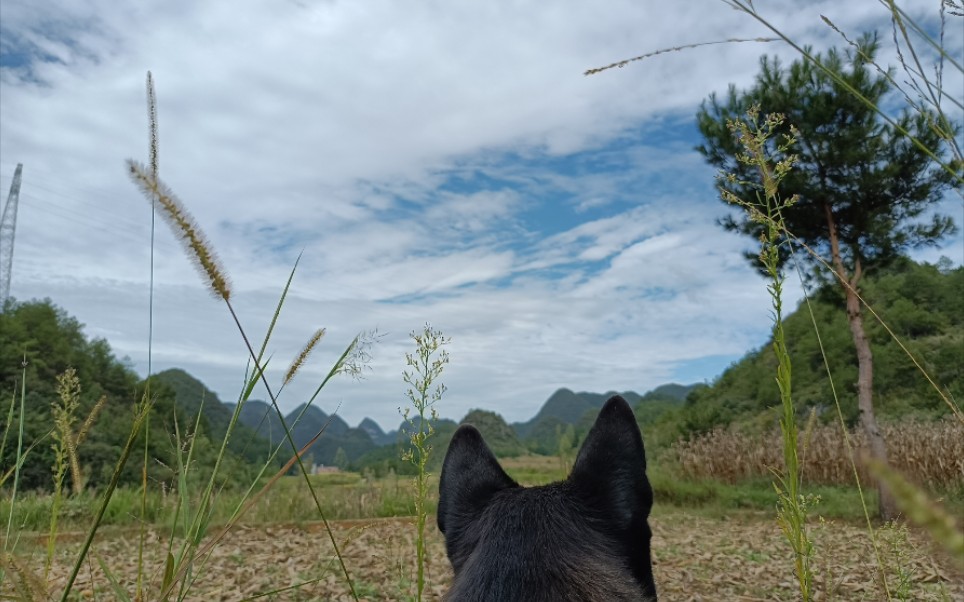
[569,395,657,598]
[568,394,651,528]
[437,424,518,537]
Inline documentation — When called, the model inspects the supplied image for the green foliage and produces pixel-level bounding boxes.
[522,414,568,455]
[0,299,258,493]
[648,467,880,520]
[723,107,815,600]
[332,447,349,470]
[460,409,525,457]
[673,258,963,435]
[400,324,449,602]
[555,423,577,472]
[151,368,277,470]
[352,419,458,477]
[514,388,643,438]
[697,33,958,280]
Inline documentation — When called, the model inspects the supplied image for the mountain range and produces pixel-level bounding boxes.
[151,368,696,469]
[6,258,956,491]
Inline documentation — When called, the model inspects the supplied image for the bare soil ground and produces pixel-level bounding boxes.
[8,510,963,601]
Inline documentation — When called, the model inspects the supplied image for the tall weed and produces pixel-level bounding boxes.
[720,107,815,600]
[401,324,450,602]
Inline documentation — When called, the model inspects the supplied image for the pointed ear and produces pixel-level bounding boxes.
[437,424,518,536]
[568,395,653,530]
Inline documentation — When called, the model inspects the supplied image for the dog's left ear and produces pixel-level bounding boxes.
[437,424,519,573]
[438,424,518,535]
[569,395,653,531]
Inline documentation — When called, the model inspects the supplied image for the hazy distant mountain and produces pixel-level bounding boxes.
[289,403,351,438]
[152,368,275,467]
[230,399,283,446]
[641,383,695,402]
[227,398,374,467]
[395,415,459,440]
[359,417,395,446]
[460,409,526,457]
[512,388,644,438]
[153,368,237,435]
[158,367,697,470]
[509,384,700,454]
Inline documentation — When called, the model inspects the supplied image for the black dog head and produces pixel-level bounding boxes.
[437,395,656,601]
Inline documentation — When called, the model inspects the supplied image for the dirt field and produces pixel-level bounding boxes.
[11,510,964,601]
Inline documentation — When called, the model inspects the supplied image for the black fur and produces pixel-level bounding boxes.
[438,395,657,601]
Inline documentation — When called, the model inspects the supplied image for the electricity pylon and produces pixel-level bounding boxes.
[0,163,24,310]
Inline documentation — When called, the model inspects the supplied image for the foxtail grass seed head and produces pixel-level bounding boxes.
[1,553,48,601]
[127,160,232,300]
[868,459,964,560]
[284,328,326,386]
[146,71,158,179]
[77,394,108,446]
[584,37,778,76]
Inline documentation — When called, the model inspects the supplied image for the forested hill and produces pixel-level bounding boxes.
[512,389,641,438]
[0,299,260,491]
[151,368,274,467]
[653,258,962,442]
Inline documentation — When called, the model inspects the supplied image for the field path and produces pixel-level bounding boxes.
[9,511,963,600]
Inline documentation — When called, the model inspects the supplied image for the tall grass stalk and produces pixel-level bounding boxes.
[46,369,78,576]
[0,391,15,488]
[720,107,815,600]
[2,360,27,554]
[124,73,361,600]
[44,368,109,579]
[584,36,778,75]
[589,8,960,596]
[401,324,449,602]
[167,403,209,598]
[176,287,365,595]
[137,69,159,602]
[714,107,920,597]
[1,362,30,596]
[60,394,154,600]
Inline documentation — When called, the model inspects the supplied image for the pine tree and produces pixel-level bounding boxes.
[696,34,960,519]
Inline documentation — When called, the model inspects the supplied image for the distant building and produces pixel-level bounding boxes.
[311,464,340,474]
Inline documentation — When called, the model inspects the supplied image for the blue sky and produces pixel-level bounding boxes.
[1,0,961,431]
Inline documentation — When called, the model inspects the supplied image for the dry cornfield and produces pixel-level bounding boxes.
[673,421,964,488]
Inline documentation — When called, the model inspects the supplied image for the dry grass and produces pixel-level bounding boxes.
[7,510,961,601]
[674,421,964,488]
